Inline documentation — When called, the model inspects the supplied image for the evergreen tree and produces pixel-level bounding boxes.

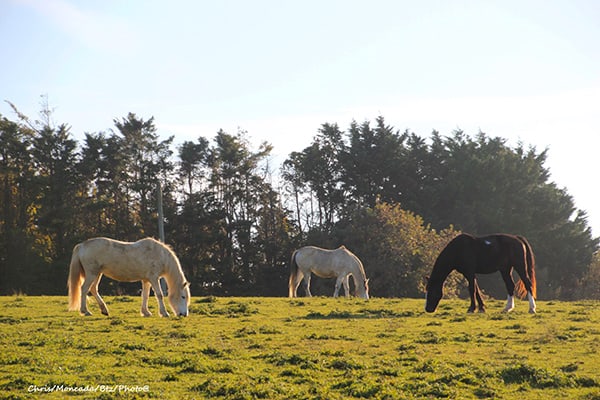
[0,115,36,293]
[112,113,174,238]
[284,123,345,233]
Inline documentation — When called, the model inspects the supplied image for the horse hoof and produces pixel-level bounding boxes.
[529,309,536,314]
[467,309,475,313]
[478,309,486,313]
[83,311,92,316]
[101,311,109,316]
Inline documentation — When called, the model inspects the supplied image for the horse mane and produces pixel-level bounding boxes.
[344,249,369,298]
[140,238,187,285]
[143,238,178,262]
[351,253,367,279]
[341,247,366,279]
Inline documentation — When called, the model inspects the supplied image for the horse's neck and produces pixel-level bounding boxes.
[350,263,368,297]
[163,258,185,287]
[351,259,366,279]
[431,258,453,283]
[350,261,367,284]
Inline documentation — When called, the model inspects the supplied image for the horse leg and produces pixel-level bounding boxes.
[527,292,537,314]
[500,270,516,312]
[333,276,344,298]
[149,278,170,317]
[79,273,98,316]
[292,271,304,298]
[89,274,109,316]
[514,268,537,314]
[504,294,515,313]
[303,274,312,297]
[520,275,537,314]
[466,275,477,313]
[140,280,152,317]
[473,278,486,313]
[342,275,350,298]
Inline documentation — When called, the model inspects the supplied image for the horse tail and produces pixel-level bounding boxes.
[67,244,85,311]
[520,236,537,299]
[515,236,537,299]
[288,250,299,298]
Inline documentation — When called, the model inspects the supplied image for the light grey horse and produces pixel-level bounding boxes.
[68,237,191,317]
[289,245,369,299]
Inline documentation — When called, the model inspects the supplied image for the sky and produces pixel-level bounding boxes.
[1,0,600,235]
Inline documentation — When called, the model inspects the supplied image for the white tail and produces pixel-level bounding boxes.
[67,244,84,311]
[288,250,299,298]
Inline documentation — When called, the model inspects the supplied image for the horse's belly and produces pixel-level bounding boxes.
[312,269,338,279]
[100,264,150,282]
[102,271,141,282]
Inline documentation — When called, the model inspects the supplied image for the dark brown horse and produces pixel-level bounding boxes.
[425,233,537,314]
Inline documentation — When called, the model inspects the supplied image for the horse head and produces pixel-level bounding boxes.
[362,278,370,300]
[424,276,443,313]
[168,281,191,317]
[355,278,370,300]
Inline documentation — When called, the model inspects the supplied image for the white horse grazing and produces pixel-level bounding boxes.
[289,245,369,299]
[67,237,191,317]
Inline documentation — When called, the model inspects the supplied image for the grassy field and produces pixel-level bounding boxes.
[1,295,600,400]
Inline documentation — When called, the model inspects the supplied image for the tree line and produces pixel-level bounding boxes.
[1,103,598,299]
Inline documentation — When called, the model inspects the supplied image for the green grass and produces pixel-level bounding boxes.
[1,296,600,399]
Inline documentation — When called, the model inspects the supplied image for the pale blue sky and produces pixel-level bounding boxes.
[2,0,599,234]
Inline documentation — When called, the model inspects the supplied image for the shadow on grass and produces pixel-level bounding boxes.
[304,308,416,320]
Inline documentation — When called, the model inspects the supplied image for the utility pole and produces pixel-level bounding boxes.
[157,183,167,294]
[157,183,165,242]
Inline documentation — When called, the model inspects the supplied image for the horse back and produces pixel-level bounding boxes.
[442,233,521,275]
[473,234,528,272]
[295,245,359,278]
[77,237,169,281]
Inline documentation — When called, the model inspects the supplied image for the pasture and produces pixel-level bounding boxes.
[1,296,600,399]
